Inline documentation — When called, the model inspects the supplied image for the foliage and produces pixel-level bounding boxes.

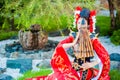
[0,0,23,30]
[96,16,111,36]
[110,29,120,45]
[108,0,120,34]
[16,69,52,80]
[0,30,18,41]
[115,12,120,30]
[0,14,112,41]
[109,69,120,80]
[0,0,96,33]
[0,1,112,39]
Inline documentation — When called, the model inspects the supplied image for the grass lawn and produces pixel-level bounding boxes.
[17,69,120,80]
[17,69,52,80]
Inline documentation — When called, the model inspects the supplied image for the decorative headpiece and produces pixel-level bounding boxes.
[73,6,82,29]
[73,6,96,33]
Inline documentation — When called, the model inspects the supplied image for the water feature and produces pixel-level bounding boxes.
[4,39,58,58]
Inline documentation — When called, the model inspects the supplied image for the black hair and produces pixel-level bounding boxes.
[80,8,90,24]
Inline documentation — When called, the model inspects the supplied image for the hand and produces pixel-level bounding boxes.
[81,62,93,71]
[81,61,99,71]
[78,28,81,32]
[72,32,80,45]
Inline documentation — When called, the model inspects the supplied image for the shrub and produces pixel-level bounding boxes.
[14,0,73,33]
[110,29,120,45]
[96,16,110,36]
[1,0,96,33]
[109,69,120,80]
[0,30,18,41]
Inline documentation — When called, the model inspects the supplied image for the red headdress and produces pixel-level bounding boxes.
[73,6,82,29]
[89,10,96,33]
[73,6,96,33]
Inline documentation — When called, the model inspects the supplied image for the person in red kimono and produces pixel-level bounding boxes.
[27,6,110,80]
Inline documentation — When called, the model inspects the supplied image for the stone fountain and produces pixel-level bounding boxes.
[0,24,59,80]
[18,24,48,50]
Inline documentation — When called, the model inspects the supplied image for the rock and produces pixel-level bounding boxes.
[41,49,54,59]
[0,68,6,74]
[0,74,13,80]
[0,48,6,55]
[30,24,40,32]
[32,53,41,59]
[9,36,18,40]
[4,38,58,55]
[0,58,7,68]
[110,53,120,61]
[36,59,51,68]
[18,54,26,59]
[18,24,48,50]
[4,68,22,79]
[110,61,120,70]
[117,63,120,70]
[7,59,32,73]
[67,48,74,57]
[5,44,14,53]
[26,54,35,59]
[0,54,4,58]
[5,53,11,58]
[5,41,22,53]
[24,51,34,54]
[34,50,39,53]
[47,40,58,48]
[32,60,41,71]
[10,52,19,58]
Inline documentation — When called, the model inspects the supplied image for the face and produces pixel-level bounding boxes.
[77,18,88,30]
[76,18,90,42]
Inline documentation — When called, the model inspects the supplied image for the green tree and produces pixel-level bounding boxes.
[113,0,120,30]
[108,0,120,45]
[0,0,28,30]
[0,0,96,32]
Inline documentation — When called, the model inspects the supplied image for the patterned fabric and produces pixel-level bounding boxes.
[27,36,110,80]
[92,39,110,80]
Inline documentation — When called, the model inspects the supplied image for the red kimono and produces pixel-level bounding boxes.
[27,36,110,80]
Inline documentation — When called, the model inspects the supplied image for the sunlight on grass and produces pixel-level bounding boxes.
[17,69,52,80]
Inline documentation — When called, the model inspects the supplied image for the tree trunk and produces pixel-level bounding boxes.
[10,16,15,30]
[115,10,120,29]
[108,0,116,30]
[113,0,120,29]
[10,9,15,31]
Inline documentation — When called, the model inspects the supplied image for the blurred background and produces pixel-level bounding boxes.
[0,0,120,80]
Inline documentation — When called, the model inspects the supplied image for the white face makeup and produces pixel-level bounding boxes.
[77,18,88,30]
